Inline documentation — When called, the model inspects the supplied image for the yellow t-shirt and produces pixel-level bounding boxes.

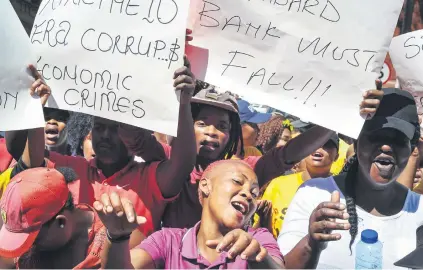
[0,168,13,199]
[330,139,350,176]
[260,172,305,238]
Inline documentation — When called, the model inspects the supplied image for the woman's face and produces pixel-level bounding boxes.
[82,131,95,161]
[276,128,292,148]
[194,106,231,160]
[241,123,259,147]
[357,128,411,187]
[205,162,259,230]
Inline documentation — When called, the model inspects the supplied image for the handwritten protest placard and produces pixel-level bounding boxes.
[31,0,189,136]
[0,1,44,131]
[188,0,403,138]
[390,30,423,116]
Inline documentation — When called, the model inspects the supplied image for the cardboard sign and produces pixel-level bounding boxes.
[189,0,403,138]
[31,0,190,136]
[390,29,423,116]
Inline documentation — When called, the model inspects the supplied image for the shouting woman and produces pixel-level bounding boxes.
[278,88,423,269]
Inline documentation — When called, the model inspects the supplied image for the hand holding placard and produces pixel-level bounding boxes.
[31,0,190,136]
[0,1,44,131]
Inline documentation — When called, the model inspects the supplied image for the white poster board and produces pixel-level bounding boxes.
[0,1,44,131]
[188,0,403,138]
[31,0,189,136]
[390,30,423,116]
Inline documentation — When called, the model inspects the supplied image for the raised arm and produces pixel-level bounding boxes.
[8,65,50,169]
[155,56,197,198]
[118,124,167,163]
[255,89,384,186]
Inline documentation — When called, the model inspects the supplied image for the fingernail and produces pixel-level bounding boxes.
[216,245,221,253]
[241,254,247,260]
[117,211,124,217]
[128,215,134,222]
[106,205,113,212]
[343,213,349,219]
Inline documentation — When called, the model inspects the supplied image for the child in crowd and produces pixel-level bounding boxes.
[102,160,285,269]
[278,88,423,269]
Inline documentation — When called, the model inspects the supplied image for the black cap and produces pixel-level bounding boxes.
[394,225,423,269]
[362,88,418,140]
[43,107,71,121]
[327,133,340,151]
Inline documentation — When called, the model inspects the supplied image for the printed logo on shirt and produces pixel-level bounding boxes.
[1,208,6,224]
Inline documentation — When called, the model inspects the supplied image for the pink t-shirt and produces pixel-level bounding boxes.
[161,144,291,228]
[139,222,283,269]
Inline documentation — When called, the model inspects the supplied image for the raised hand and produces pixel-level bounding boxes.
[28,64,51,107]
[308,191,350,248]
[256,200,272,229]
[173,55,196,104]
[93,192,146,239]
[186,28,193,43]
[206,229,268,262]
[359,80,384,119]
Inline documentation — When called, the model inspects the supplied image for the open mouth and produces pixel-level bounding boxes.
[200,140,220,151]
[231,201,249,215]
[45,127,59,141]
[311,152,324,161]
[373,154,395,176]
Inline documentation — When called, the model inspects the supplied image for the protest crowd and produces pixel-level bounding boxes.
[3,0,423,269]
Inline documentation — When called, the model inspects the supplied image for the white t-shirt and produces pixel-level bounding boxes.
[277,177,423,269]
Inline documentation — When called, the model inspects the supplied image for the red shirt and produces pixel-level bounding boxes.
[0,138,13,173]
[48,152,174,235]
[160,144,291,229]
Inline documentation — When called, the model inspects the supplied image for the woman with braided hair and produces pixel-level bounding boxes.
[278,88,423,269]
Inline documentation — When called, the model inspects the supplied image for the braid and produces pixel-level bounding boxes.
[221,111,243,160]
[256,115,284,153]
[342,154,359,254]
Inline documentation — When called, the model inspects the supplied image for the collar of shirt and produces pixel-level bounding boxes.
[179,222,230,268]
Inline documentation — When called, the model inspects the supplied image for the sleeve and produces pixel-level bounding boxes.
[277,185,319,255]
[144,161,179,202]
[249,146,292,187]
[252,228,284,263]
[0,169,12,199]
[137,230,167,269]
[118,126,167,162]
[0,139,13,173]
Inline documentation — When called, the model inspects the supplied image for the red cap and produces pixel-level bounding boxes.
[0,168,69,258]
